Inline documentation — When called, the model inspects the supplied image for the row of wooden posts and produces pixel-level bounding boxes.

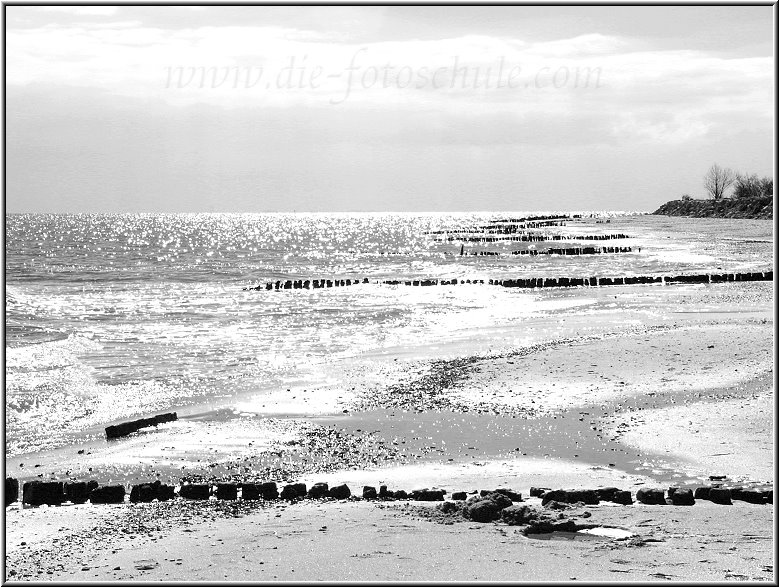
[437,233,630,243]
[463,246,634,256]
[428,220,569,236]
[6,478,771,509]
[425,214,582,235]
[246,271,773,292]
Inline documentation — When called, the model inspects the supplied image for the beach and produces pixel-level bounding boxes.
[5,283,774,581]
[5,3,775,581]
[4,213,775,582]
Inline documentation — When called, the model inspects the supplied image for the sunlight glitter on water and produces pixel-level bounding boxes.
[5,213,773,456]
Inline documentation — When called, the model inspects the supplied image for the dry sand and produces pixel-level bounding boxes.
[444,320,773,414]
[605,379,774,483]
[5,494,774,581]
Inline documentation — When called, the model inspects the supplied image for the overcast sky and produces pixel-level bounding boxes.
[4,5,774,213]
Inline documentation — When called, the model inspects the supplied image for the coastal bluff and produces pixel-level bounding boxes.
[652,196,772,220]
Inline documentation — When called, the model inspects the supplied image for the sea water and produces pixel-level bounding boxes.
[4,212,773,458]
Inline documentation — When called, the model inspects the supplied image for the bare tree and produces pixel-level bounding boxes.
[703,164,736,200]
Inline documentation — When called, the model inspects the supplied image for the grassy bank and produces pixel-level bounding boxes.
[652,196,772,219]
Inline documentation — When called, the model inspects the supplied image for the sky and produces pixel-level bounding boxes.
[3,5,774,213]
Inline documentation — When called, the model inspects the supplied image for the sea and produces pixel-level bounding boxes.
[4,212,773,460]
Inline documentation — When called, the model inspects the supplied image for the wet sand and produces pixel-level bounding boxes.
[4,281,774,581]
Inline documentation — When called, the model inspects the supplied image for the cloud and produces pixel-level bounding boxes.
[35,6,120,16]
[3,11,774,213]
[5,21,771,133]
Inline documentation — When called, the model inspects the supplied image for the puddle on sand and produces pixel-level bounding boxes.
[578,526,634,539]
[314,406,702,485]
[527,527,634,542]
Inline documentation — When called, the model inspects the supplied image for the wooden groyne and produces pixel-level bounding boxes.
[461,246,634,256]
[245,278,370,291]
[489,214,582,224]
[5,477,772,510]
[245,271,772,292]
[425,214,583,235]
[437,233,630,243]
[105,413,178,440]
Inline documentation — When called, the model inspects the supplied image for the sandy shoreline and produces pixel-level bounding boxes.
[4,282,774,582]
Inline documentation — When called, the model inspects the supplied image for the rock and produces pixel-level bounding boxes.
[437,501,460,514]
[280,483,307,501]
[260,481,279,500]
[493,488,522,501]
[328,484,351,500]
[529,487,551,498]
[411,488,445,501]
[463,492,514,522]
[307,482,329,499]
[693,487,711,500]
[5,477,19,506]
[543,500,570,510]
[90,485,125,504]
[179,484,210,500]
[378,485,390,499]
[636,488,666,505]
[501,504,539,526]
[241,483,261,500]
[451,491,467,501]
[667,486,679,498]
[214,483,238,500]
[22,481,64,506]
[362,486,378,500]
[482,491,513,510]
[463,498,502,523]
[708,488,732,505]
[670,488,695,506]
[393,489,408,500]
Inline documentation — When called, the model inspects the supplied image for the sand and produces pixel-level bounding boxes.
[444,320,773,415]
[4,283,774,582]
[606,382,774,483]
[5,494,774,581]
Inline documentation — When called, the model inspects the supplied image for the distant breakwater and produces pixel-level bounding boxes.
[653,196,772,220]
[434,233,629,243]
[245,271,773,292]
